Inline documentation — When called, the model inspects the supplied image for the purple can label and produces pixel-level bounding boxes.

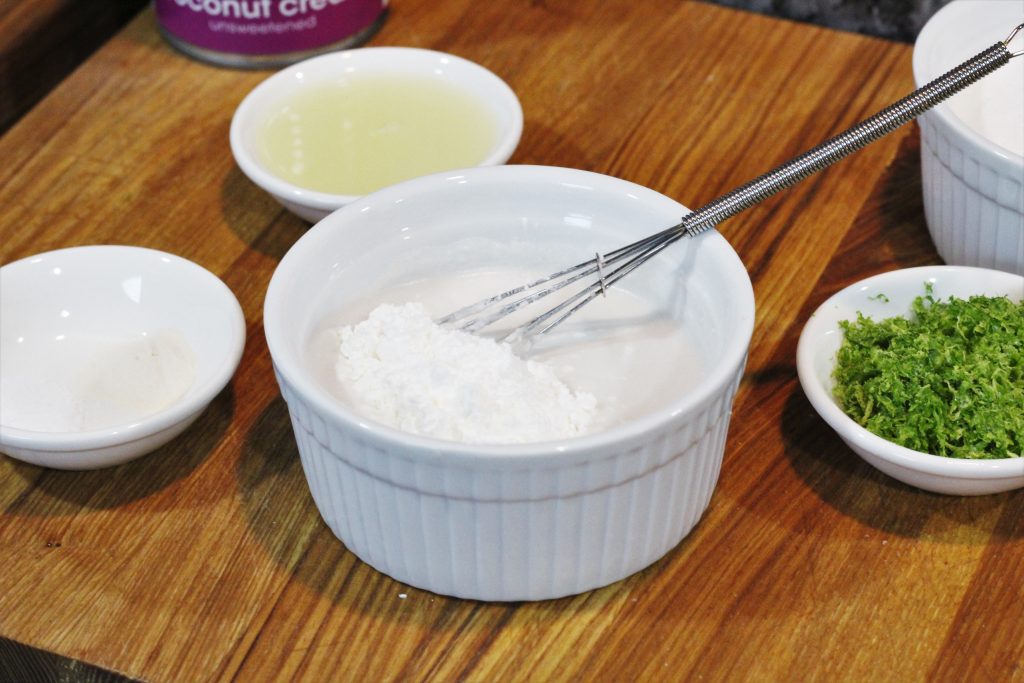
[155,0,386,55]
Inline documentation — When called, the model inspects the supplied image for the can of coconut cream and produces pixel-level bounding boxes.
[154,0,388,68]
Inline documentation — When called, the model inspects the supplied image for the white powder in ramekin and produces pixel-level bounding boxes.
[335,302,597,444]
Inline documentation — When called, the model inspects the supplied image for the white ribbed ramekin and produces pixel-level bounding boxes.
[264,165,755,601]
[913,1,1024,275]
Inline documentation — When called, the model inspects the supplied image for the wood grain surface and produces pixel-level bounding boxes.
[1,1,1021,681]
[0,0,147,133]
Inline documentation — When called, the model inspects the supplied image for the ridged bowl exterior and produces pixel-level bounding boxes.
[913,0,1024,275]
[919,112,1024,274]
[276,362,744,601]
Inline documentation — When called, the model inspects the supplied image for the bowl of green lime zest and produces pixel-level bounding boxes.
[797,266,1024,495]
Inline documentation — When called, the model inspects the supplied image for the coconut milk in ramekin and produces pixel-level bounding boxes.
[154,0,388,68]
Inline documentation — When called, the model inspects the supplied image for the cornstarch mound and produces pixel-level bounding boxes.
[335,302,597,444]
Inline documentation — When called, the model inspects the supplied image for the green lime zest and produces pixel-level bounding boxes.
[832,284,1023,459]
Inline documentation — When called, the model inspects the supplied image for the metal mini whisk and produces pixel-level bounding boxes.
[440,23,1024,344]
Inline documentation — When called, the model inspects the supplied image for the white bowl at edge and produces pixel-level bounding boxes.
[0,246,246,470]
[230,46,524,223]
[913,1,1024,274]
[797,265,1024,495]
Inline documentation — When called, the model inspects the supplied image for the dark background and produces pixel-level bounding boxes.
[704,0,954,42]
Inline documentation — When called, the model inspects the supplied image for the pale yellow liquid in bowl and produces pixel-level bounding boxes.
[257,74,500,196]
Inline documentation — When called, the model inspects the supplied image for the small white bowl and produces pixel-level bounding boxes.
[230,46,524,223]
[913,1,1024,275]
[797,266,1024,495]
[0,246,246,470]
[265,165,755,600]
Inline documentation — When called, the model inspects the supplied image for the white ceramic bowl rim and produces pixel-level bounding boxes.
[912,2,1024,166]
[229,46,525,209]
[798,265,1024,480]
[264,165,756,465]
[0,245,246,452]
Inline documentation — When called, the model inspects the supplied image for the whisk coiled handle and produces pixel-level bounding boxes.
[680,33,1020,238]
[440,24,1023,342]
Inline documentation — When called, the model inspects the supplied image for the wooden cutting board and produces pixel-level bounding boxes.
[1,1,1020,681]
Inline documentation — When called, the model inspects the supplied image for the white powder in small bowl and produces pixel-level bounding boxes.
[335,302,597,444]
